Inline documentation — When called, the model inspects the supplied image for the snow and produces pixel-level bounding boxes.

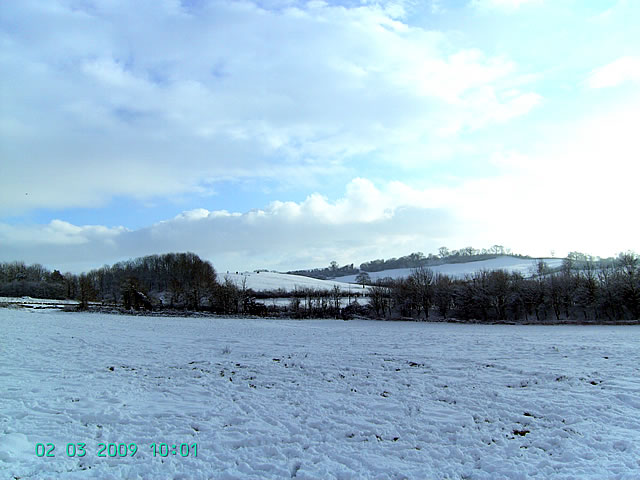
[217,257,566,292]
[2,309,639,479]
[334,256,566,283]
[0,297,80,308]
[222,271,361,292]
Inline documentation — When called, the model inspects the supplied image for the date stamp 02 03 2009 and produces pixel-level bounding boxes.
[35,442,198,458]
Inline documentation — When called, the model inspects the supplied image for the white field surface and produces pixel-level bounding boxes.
[220,257,564,293]
[0,297,80,308]
[2,310,640,479]
[222,271,360,292]
[334,257,565,284]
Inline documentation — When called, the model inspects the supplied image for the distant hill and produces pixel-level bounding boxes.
[222,271,363,293]
[287,249,534,279]
[333,256,564,283]
[231,256,565,292]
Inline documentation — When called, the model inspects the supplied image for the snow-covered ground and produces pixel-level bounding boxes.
[220,257,565,292]
[334,256,565,283]
[1,309,639,479]
[0,297,80,308]
[222,271,361,292]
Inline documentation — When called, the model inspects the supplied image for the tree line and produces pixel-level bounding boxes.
[287,261,359,280]
[1,251,638,322]
[288,245,527,279]
[366,253,639,322]
[1,253,253,314]
[359,245,515,273]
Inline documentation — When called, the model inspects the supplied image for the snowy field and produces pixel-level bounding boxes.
[1,309,639,479]
[222,272,362,292]
[334,257,565,284]
[0,297,80,308]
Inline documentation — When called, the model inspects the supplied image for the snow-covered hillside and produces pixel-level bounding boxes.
[221,257,565,292]
[222,271,359,292]
[2,309,639,479]
[334,256,565,283]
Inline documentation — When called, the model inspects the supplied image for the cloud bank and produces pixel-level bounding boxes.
[0,178,452,272]
[1,0,540,214]
[3,102,639,276]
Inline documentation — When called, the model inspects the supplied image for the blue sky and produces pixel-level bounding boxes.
[1,0,639,273]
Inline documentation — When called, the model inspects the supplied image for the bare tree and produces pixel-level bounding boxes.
[487,270,510,320]
[433,273,453,319]
[368,281,390,318]
[331,285,342,317]
[616,251,639,318]
[409,266,435,320]
[78,274,96,310]
[355,272,371,287]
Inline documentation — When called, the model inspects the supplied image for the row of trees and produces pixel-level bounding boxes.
[288,246,614,281]
[82,253,280,314]
[358,245,520,273]
[0,262,69,299]
[0,253,254,313]
[2,251,638,322]
[366,253,639,322]
[287,262,359,280]
[288,245,525,279]
[285,285,370,319]
[0,253,365,317]
[82,252,217,310]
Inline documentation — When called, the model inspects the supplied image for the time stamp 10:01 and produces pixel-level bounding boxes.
[35,442,198,458]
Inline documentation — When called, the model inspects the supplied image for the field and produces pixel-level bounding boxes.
[333,257,565,283]
[1,308,639,479]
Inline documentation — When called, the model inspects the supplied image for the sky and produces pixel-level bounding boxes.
[1,0,639,274]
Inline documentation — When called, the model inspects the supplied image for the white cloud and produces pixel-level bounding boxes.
[82,58,148,90]
[3,95,639,276]
[585,56,640,89]
[0,0,540,214]
[0,178,453,272]
[0,220,126,248]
